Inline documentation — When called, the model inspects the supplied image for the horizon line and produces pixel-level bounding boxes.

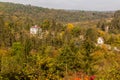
[0,1,119,12]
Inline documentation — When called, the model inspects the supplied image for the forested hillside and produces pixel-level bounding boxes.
[0,2,113,23]
[0,2,120,80]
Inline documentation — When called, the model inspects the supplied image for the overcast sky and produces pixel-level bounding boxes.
[0,0,120,11]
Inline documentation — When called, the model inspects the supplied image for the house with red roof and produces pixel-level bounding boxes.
[30,25,42,35]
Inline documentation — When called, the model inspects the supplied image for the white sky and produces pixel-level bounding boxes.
[0,0,120,11]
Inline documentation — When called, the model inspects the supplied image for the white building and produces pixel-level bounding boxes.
[105,26,109,33]
[114,47,120,52]
[30,25,42,35]
[97,37,104,45]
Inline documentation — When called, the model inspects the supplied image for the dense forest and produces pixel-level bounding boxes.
[0,2,114,23]
[0,2,120,80]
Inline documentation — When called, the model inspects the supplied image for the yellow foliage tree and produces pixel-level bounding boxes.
[67,23,74,32]
[0,48,8,56]
[98,30,105,36]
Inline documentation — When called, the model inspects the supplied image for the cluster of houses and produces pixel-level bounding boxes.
[97,37,120,52]
[30,25,120,52]
[30,25,104,44]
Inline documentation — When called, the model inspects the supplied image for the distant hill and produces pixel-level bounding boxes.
[0,2,114,23]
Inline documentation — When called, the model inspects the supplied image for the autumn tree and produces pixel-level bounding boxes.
[85,28,98,43]
[110,11,120,33]
[80,39,97,75]
[97,19,107,31]
[56,45,81,77]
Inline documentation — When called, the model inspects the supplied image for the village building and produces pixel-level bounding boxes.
[79,35,84,41]
[30,25,42,35]
[97,37,104,45]
[105,26,109,33]
[106,44,112,50]
[114,47,120,52]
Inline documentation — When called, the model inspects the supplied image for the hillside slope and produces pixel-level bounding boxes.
[0,2,114,23]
